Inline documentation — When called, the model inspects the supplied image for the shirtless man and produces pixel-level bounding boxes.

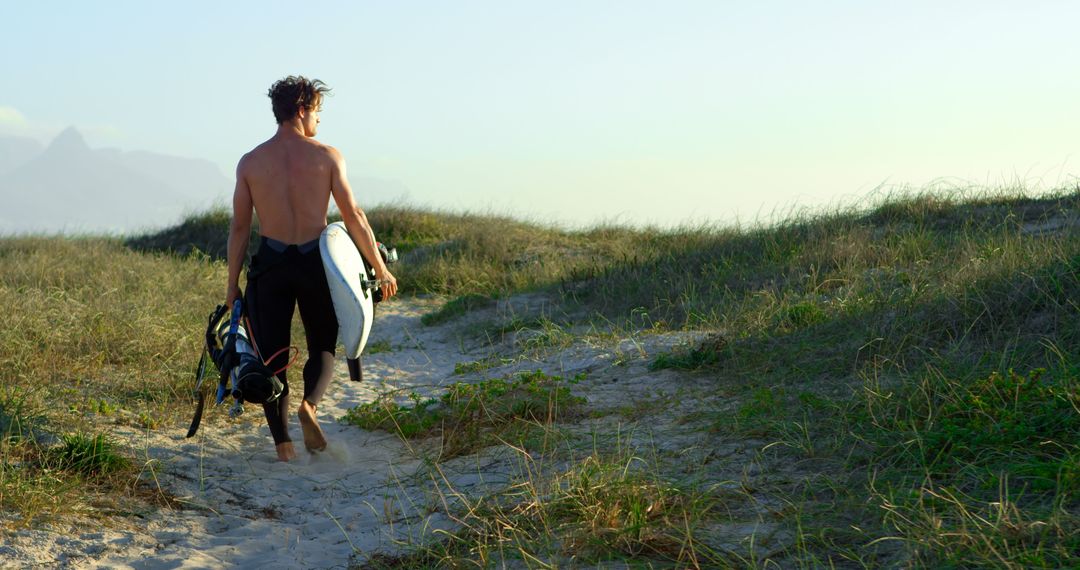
[226,76,397,462]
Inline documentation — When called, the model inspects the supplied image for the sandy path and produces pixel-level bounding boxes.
[2,295,745,568]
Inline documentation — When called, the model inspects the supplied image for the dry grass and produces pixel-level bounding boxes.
[0,237,223,526]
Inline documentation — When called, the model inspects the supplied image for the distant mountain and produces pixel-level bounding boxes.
[0,128,230,235]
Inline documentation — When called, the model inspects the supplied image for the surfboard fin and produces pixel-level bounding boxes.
[347,357,363,382]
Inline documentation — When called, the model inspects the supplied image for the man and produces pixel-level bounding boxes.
[226,76,397,462]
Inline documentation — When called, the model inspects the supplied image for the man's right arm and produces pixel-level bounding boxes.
[328,147,398,299]
[226,156,253,306]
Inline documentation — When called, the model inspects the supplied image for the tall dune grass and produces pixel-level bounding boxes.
[0,237,222,525]
[3,186,1078,566]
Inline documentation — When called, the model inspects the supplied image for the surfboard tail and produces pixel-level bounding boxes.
[347,357,363,382]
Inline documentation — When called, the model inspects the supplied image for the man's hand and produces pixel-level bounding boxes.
[226,283,242,308]
[375,268,398,300]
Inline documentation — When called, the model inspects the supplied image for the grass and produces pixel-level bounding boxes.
[51,432,130,477]
[0,236,227,527]
[452,355,510,375]
[131,189,1080,338]
[0,390,45,443]
[2,419,140,527]
[853,365,1080,567]
[359,433,736,569]
[651,333,725,371]
[5,185,1080,566]
[124,205,256,260]
[366,339,394,354]
[341,370,586,459]
[420,293,495,326]
[363,186,1080,567]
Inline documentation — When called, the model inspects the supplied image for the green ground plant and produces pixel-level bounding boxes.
[342,370,586,458]
[52,432,130,477]
[651,334,725,371]
[365,339,394,354]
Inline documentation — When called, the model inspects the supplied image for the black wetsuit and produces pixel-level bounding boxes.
[245,236,337,445]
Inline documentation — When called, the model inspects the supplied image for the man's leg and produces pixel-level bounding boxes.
[246,264,297,461]
[297,351,335,451]
[295,249,339,452]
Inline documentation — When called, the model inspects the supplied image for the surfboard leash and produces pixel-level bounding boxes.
[243,314,299,376]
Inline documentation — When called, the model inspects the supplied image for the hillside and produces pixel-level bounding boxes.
[1,188,1078,568]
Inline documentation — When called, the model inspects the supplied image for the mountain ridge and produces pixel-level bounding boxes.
[0,128,230,234]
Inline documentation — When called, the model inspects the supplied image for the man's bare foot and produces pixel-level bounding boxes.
[276,442,296,462]
[298,399,327,452]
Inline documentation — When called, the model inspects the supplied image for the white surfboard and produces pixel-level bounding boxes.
[319,222,375,361]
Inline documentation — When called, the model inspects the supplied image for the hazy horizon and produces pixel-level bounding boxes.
[4,1,1080,229]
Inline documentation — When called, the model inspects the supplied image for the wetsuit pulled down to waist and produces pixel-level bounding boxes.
[245,235,338,445]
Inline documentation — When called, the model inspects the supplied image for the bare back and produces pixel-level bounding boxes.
[240,135,336,244]
[226,78,396,371]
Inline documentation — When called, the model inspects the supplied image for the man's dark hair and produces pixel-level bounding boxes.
[268,76,331,124]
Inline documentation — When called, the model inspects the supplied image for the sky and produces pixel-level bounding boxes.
[3,1,1080,228]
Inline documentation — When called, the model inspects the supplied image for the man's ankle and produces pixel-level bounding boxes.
[276,441,296,461]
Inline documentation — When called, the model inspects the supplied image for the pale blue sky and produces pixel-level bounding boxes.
[3,1,1080,227]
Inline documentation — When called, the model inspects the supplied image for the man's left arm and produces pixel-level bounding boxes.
[226,159,253,306]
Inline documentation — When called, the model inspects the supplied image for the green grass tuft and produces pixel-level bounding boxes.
[0,391,44,443]
[365,339,393,354]
[52,432,130,477]
[650,335,724,371]
[357,437,733,568]
[420,293,495,326]
[343,370,586,458]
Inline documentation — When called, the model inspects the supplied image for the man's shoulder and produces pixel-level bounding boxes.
[312,141,345,168]
[286,137,341,163]
[236,138,342,173]
[311,140,342,159]
[235,148,257,176]
[238,139,274,167]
